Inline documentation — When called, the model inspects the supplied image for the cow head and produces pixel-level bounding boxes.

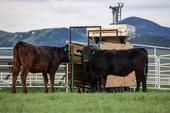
[81,45,96,63]
[61,44,69,63]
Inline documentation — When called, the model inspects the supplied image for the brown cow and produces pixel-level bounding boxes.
[11,41,69,93]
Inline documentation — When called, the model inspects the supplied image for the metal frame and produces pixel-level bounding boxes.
[69,26,102,91]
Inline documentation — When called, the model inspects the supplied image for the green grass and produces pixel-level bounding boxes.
[0,91,170,113]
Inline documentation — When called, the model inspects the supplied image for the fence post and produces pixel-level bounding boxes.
[0,72,2,80]
[36,73,38,81]
[157,57,160,89]
[29,73,32,87]
[155,57,160,89]
[66,63,69,93]
[71,44,75,92]
[154,47,158,89]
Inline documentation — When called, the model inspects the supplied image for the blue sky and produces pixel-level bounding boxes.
[0,0,170,32]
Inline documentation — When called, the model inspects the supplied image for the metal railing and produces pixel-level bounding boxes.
[0,65,67,87]
[133,44,170,90]
[0,64,69,92]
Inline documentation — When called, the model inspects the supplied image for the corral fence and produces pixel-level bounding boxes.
[0,44,170,91]
[133,44,170,90]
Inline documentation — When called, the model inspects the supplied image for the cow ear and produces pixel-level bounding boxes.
[64,44,69,52]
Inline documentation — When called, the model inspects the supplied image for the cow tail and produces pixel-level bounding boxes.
[145,50,148,79]
[13,41,23,67]
[5,41,22,80]
[13,41,24,64]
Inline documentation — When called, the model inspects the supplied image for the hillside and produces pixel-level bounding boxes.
[121,17,170,47]
[121,16,170,38]
[0,16,170,47]
[0,28,87,47]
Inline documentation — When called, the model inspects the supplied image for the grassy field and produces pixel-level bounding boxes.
[0,91,170,113]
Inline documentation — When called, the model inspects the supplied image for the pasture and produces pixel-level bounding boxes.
[0,91,170,113]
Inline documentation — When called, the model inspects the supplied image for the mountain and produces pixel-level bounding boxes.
[121,17,170,47]
[0,16,170,47]
[121,16,170,38]
[0,30,11,37]
[0,28,87,47]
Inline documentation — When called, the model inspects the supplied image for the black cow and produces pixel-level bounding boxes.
[11,41,69,93]
[79,46,96,92]
[81,46,148,92]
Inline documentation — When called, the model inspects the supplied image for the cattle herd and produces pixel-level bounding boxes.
[7,41,148,93]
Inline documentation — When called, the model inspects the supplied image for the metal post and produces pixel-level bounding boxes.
[88,31,90,46]
[0,72,2,80]
[157,57,160,89]
[30,73,32,87]
[99,26,102,50]
[71,45,75,91]
[154,47,158,88]
[36,74,38,81]
[69,27,72,92]
[66,63,69,93]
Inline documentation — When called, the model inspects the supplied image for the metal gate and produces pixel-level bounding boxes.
[133,44,170,90]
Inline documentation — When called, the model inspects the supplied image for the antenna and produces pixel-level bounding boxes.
[109,2,124,24]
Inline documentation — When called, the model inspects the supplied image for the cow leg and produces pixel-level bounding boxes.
[90,78,95,92]
[135,72,140,92]
[98,76,105,92]
[20,66,29,93]
[90,77,96,92]
[97,77,102,92]
[142,80,147,92]
[82,73,86,93]
[89,69,96,92]
[12,65,21,93]
[101,76,107,92]
[50,74,55,93]
[82,71,89,93]
[43,73,48,93]
[142,74,147,92]
[49,64,59,93]
[136,79,140,92]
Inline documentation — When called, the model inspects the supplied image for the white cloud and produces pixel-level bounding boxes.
[0,0,170,32]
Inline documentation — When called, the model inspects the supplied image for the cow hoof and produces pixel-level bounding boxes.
[12,90,16,93]
[142,90,147,92]
[23,90,28,93]
[44,90,48,93]
[135,89,140,92]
